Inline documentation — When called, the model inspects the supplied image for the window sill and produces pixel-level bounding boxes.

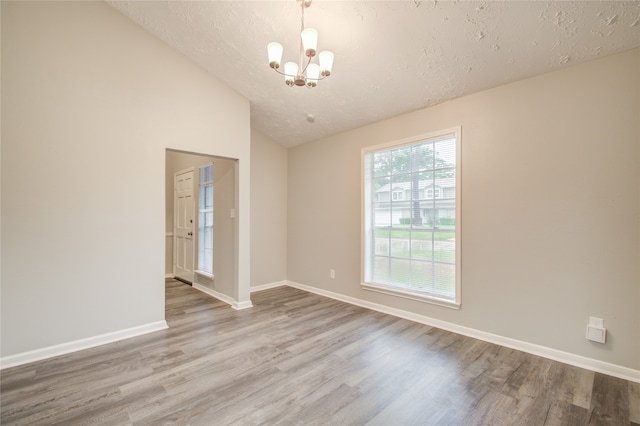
[361,282,460,310]
[195,270,214,280]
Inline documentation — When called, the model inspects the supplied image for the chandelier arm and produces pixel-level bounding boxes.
[299,56,312,76]
[270,68,296,78]
[270,66,327,81]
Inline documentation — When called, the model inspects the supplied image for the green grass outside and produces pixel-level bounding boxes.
[388,245,455,263]
[373,259,455,297]
[371,225,456,297]
[374,227,455,241]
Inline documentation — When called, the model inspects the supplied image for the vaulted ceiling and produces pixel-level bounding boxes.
[108,1,640,148]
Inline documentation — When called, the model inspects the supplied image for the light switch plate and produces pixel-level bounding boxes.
[588,317,605,329]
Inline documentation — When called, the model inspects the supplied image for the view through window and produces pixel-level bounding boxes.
[362,129,460,307]
[197,163,214,275]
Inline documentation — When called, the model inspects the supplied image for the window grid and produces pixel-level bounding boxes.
[363,130,460,307]
[197,164,214,275]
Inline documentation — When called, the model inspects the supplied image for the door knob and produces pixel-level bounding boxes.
[187,232,193,236]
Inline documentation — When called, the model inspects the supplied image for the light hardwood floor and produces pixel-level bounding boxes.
[2,279,639,425]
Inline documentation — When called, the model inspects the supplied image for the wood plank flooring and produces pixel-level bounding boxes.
[1,279,638,425]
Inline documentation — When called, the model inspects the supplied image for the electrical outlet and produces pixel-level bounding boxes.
[329,269,335,279]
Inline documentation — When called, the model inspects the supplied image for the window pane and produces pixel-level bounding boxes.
[204,226,213,250]
[205,185,213,209]
[412,172,431,200]
[200,164,213,183]
[363,130,459,306]
[412,143,434,171]
[411,232,433,261]
[373,151,391,177]
[388,258,411,285]
[390,237,410,259]
[434,231,455,263]
[374,175,390,192]
[433,263,455,298]
[435,137,456,169]
[391,146,411,176]
[198,164,214,274]
[374,234,390,256]
[410,260,434,291]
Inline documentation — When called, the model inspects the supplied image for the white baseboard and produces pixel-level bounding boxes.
[285,280,640,384]
[165,273,174,279]
[193,283,253,310]
[0,320,168,370]
[250,281,287,293]
[233,300,254,310]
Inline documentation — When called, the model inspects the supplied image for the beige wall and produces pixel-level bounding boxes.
[288,48,640,369]
[1,1,250,357]
[250,130,288,287]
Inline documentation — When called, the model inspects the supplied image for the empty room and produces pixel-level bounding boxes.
[1,1,639,424]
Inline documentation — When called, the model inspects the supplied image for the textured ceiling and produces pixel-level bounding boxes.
[107,1,640,148]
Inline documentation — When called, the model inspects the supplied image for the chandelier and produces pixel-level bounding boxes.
[267,0,334,88]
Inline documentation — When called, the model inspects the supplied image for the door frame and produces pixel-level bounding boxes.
[165,148,251,310]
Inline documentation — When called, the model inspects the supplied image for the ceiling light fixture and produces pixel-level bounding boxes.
[267,0,334,88]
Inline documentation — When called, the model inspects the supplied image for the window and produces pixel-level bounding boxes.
[392,188,404,200]
[197,163,214,276]
[362,127,460,308]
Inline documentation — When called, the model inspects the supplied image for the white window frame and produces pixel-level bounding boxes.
[196,163,214,278]
[361,127,461,309]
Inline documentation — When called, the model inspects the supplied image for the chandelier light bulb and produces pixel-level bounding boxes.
[267,42,283,69]
[301,28,318,57]
[284,62,299,86]
[319,51,334,76]
[306,63,320,87]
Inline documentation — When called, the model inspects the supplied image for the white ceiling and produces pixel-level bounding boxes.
[107,1,640,148]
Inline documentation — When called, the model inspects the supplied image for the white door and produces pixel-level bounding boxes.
[174,168,195,283]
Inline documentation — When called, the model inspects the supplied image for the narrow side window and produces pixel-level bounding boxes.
[197,163,214,275]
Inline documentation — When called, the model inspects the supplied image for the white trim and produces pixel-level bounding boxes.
[165,233,174,279]
[361,282,460,310]
[285,280,640,384]
[193,283,253,311]
[195,270,214,279]
[0,321,168,370]
[233,300,254,310]
[361,127,462,154]
[250,281,287,292]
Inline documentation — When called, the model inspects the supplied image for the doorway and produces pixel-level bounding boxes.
[166,149,238,301]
